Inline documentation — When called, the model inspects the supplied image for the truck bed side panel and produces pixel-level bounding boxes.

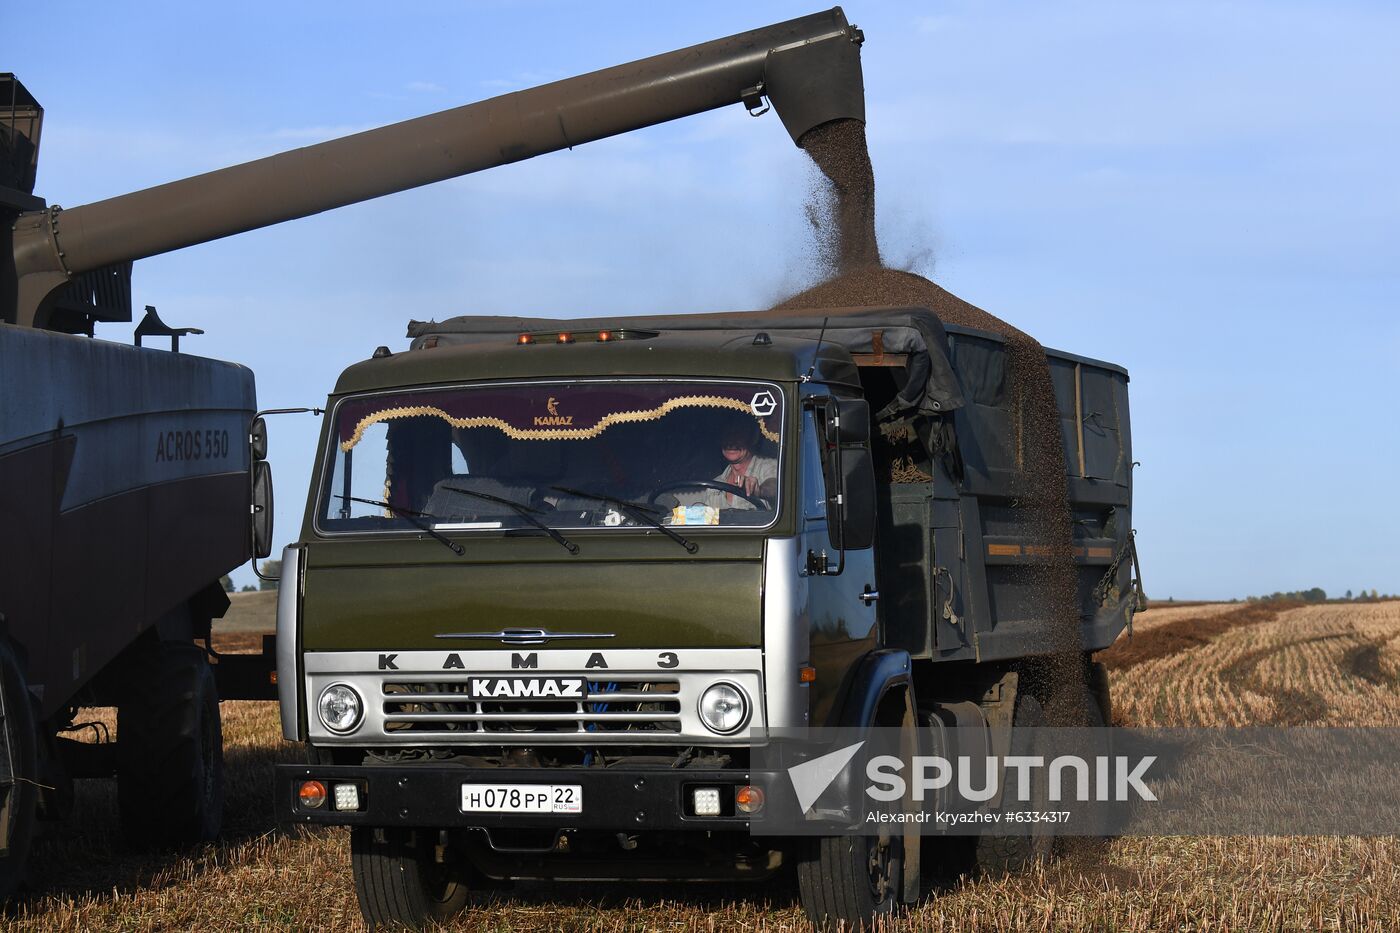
[874,333,1133,663]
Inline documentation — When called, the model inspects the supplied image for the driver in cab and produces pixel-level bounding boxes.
[680,421,777,511]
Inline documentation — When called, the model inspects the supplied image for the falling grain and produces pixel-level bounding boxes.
[781,118,1087,721]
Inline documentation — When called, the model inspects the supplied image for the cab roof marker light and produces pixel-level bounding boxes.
[515,328,658,344]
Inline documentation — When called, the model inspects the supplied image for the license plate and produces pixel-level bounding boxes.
[460,783,583,814]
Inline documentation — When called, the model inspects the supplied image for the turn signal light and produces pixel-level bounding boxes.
[299,780,327,809]
[798,666,817,684]
[735,785,765,814]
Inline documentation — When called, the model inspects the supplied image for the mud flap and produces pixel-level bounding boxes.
[898,689,921,903]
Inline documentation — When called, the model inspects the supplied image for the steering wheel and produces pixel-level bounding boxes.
[646,479,771,510]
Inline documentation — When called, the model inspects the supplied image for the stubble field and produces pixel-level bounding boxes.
[8,597,1400,931]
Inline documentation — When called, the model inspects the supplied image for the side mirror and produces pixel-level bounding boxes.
[246,406,324,574]
[252,460,274,559]
[247,406,325,576]
[810,395,878,574]
[250,416,268,461]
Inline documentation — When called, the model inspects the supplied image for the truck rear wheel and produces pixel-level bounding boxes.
[351,827,471,930]
[0,641,38,901]
[796,830,902,928]
[1088,660,1112,726]
[974,693,1053,875]
[117,642,223,849]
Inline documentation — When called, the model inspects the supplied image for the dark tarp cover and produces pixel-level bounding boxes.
[407,305,968,417]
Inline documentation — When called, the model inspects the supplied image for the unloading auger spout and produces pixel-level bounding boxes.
[3,7,864,330]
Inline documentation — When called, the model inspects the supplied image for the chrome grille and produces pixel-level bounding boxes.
[381,677,682,735]
[302,649,765,746]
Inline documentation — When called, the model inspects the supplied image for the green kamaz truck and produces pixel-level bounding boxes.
[274,306,1138,928]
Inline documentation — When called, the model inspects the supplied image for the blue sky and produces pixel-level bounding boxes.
[8,1,1398,598]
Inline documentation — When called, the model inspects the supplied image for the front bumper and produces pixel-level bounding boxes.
[276,762,776,832]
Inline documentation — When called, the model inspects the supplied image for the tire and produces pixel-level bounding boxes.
[796,830,902,929]
[974,693,1053,875]
[0,641,38,901]
[1088,660,1112,727]
[351,827,471,930]
[117,642,224,849]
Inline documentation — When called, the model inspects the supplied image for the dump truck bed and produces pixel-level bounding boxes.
[880,323,1134,662]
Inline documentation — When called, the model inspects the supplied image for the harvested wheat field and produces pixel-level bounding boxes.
[8,601,1400,932]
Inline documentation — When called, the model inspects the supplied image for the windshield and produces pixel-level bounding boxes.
[319,381,784,534]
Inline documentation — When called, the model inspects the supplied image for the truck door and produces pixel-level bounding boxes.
[799,404,879,726]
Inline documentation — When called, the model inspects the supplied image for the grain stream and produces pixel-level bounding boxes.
[781,118,1086,720]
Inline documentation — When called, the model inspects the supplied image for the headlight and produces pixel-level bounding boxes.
[318,683,364,734]
[698,682,749,734]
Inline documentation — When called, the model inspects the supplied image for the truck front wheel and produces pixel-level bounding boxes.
[117,642,224,848]
[351,827,471,930]
[796,831,902,927]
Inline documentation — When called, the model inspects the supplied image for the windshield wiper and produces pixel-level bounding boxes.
[550,485,698,554]
[335,494,464,556]
[440,486,579,555]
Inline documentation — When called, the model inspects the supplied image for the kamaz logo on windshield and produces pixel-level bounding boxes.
[466,677,586,699]
[534,397,573,427]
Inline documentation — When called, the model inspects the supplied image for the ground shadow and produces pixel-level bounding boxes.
[488,875,802,914]
[15,728,299,907]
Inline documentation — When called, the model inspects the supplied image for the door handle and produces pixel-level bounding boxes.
[860,587,879,604]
